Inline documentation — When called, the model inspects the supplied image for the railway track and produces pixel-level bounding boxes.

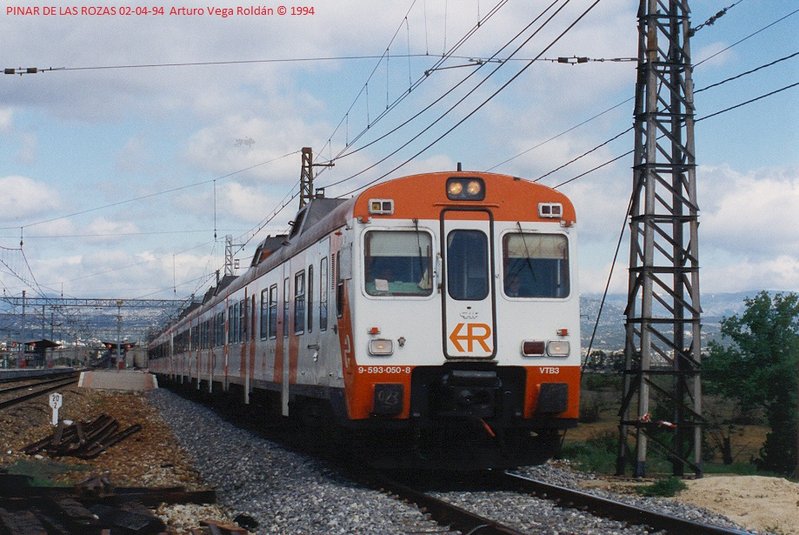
[0,372,79,410]
[166,385,753,534]
[371,470,752,535]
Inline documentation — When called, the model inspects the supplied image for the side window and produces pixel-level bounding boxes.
[294,270,305,335]
[503,233,570,298]
[283,278,290,337]
[260,289,268,340]
[239,298,247,342]
[446,230,488,300]
[307,265,314,333]
[228,304,236,344]
[215,311,224,346]
[335,252,344,318]
[364,230,433,296]
[320,257,328,331]
[268,284,278,339]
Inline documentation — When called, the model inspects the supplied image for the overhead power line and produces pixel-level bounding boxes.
[694,7,798,68]
[545,80,798,191]
[1,151,298,232]
[495,45,799,182]
[328,0,603,196]
[695,51,799,94]
[688,0,745,37]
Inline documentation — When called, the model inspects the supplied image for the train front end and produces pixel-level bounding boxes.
[338,171,580,468]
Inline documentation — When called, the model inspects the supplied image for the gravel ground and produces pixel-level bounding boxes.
[147,388,760,535]
[146,389,447,534]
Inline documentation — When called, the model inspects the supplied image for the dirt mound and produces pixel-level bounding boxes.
[676,475,799,534]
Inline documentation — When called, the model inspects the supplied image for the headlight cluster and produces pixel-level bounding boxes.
[522,339,570,357]
[446,177,485,201]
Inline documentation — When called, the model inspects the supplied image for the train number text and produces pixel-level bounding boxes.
[357,366,411,374]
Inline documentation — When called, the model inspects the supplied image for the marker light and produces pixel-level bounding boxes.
[369,199,394,215]
[538,202,563,218]
[369,339,394,356]
[547,340,570,357]
[522,340,546,356]
[446,177,485,201]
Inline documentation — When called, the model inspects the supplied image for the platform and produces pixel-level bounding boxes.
[78,370,158,392]
[0,367,75,381]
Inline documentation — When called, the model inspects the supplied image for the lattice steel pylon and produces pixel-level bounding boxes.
[617,0,703,478]
[299,147,314,208]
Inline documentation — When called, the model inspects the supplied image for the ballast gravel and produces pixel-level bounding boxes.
[147,389,756,534]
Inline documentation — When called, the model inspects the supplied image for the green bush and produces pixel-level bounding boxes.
[636,476,687,497]
[559,430,618,473]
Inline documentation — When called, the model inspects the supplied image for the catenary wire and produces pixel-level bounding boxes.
[324,0,583,194]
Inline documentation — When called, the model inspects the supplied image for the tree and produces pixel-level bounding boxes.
[703,291,799,476]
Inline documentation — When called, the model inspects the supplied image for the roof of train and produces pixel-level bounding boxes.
[161,171,574,331]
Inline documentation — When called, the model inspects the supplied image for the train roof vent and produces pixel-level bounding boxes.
[251,235,289,266]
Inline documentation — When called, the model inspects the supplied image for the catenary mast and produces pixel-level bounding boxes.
[617,0,703,477]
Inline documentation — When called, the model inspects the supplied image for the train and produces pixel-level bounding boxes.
[148,170,581,469]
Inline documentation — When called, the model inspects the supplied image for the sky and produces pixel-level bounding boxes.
[1,0,797,307]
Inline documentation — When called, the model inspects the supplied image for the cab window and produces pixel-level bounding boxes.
[503,233,569,298]
[364,230,433,296]
[446,230,488,300]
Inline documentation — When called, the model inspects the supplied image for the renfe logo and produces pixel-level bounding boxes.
[449,322,492,352]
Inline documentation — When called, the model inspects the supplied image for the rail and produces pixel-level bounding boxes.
[499,472,751,535]
[0,372,79,410]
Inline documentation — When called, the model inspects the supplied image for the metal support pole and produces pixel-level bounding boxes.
[116,300,123,368]
[617,0,703,478]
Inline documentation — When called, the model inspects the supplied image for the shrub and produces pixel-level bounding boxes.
[636,476,687,497]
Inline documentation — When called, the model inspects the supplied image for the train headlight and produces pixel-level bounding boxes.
[546,340,570,357]
[368,339,394,356]
[522,340,570,357]
[446,177,485,201]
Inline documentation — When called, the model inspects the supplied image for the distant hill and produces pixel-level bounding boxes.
[1,290,784,353]
[580,291,780,352]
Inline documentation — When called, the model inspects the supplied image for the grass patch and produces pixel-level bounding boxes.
[636,476,687,497]
[559,430,618,473]
[702,462,759,475]
[3,459,90,487]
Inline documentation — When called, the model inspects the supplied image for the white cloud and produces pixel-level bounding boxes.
[703,254,799,293]
[1,1,792,301]
[0,108,12,131]
[16,133,37,164]
[83,217,140,239]
[699,165,799,257]
[0,175,60,220]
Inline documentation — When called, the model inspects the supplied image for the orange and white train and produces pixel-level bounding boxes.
[149,170,581,468]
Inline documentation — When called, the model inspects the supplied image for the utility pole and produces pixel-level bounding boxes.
[617,0,703,477]
[299,147,314,208]
[224,235,235,276]
[116,300,123,368]
[298,147,333,209]
[19,290,26,368]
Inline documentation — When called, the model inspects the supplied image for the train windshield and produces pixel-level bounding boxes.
[503,233,570,298]
[364,230,433,296]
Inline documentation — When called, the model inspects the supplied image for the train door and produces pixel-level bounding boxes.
[440,209,497,358]
[280,265,291,416]
[305,243,325,386]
